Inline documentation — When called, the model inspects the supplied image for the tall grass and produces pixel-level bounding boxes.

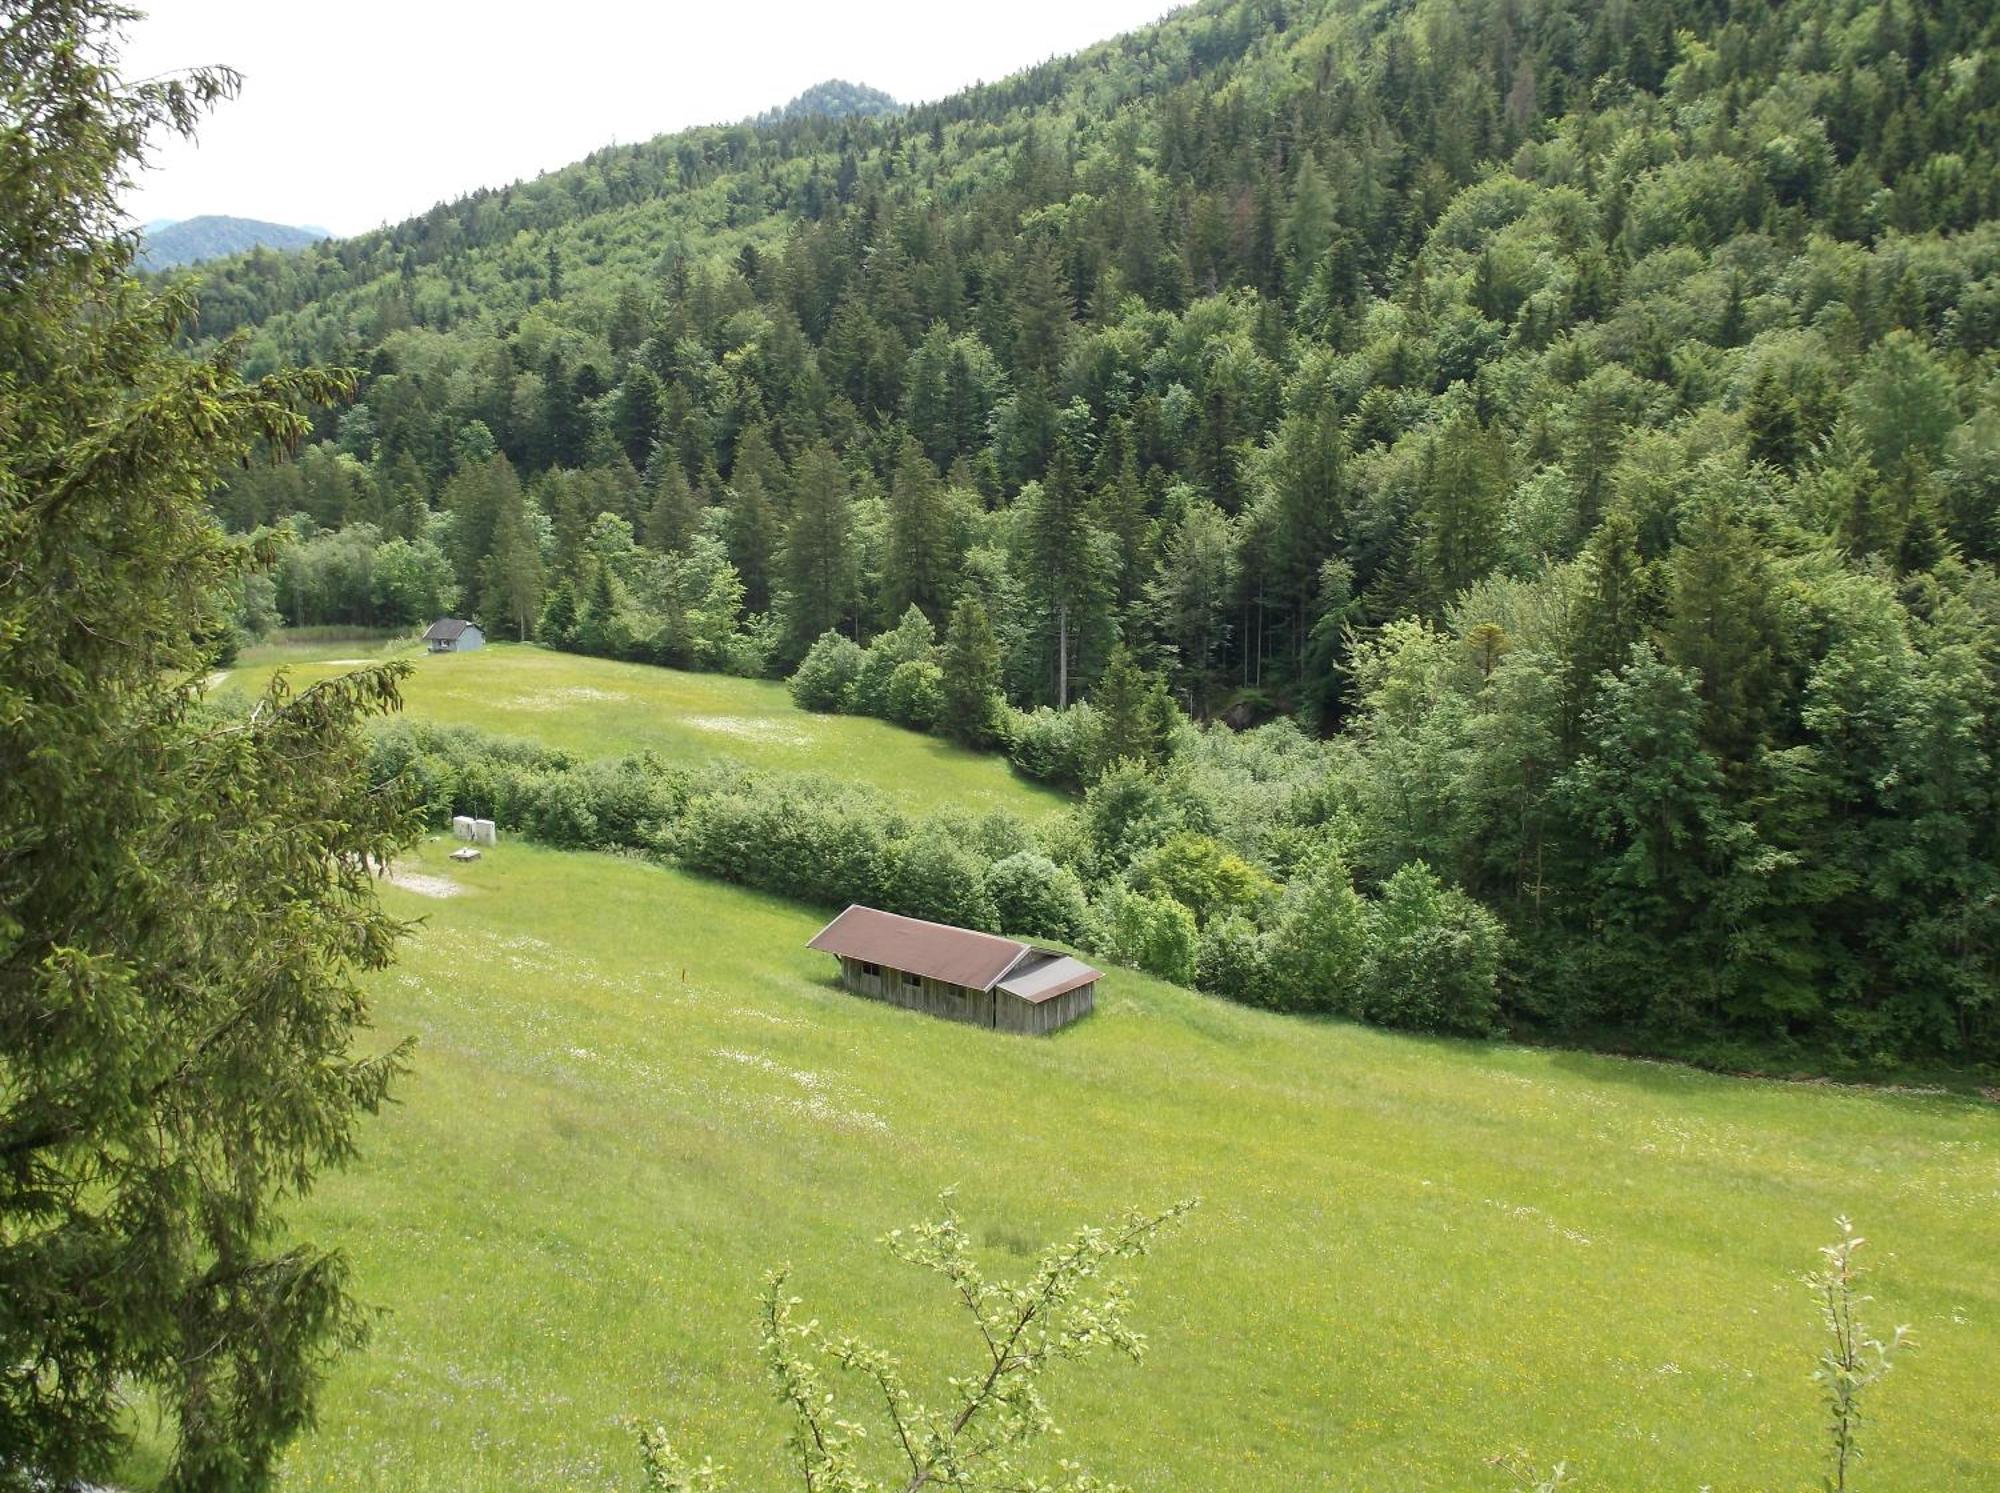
[183,841,1999,1491]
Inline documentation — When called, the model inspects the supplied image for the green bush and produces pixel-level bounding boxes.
[1360,862,1507,1035]
[885,828,997,932]
[675,778,899,909]
[1079,760,1185,878]
[987,851,1093,945]
[848,605,936,717]
[789,631,867,712]
[1195,914,1268,1001]
[885,659,946,732]
[1097,884,1198,986]
[1262,851,1369,1014]
[1127,831,1276,928]
[1007,703,1100,786]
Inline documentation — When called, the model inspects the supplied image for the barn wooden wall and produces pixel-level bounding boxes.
[834,957,1094,1035]
[995,983,1095,1034]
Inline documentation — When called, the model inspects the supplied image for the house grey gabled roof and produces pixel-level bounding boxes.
[422,617,473,641]
[806,905,1102,997]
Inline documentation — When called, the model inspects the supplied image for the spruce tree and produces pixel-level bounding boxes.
[780,443,857,660]
[480,480,546,640]
[940,596,1004,747]
[1019,442,1104,707]
[1091,645,1171,773]
[643,456,700,553]
[884,434,957,624]
[0,10,418,1482]
[1661,478,1781,767]
[1094,431,1152,614]
[722,467,780,613]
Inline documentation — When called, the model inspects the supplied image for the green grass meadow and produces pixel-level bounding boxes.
[214,639,1067,820]
[186,638,2000,1488]
[250,837,1998,1489]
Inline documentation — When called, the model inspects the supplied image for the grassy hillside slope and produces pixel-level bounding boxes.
[215,641,1066,818]
[236,841,1997,1489]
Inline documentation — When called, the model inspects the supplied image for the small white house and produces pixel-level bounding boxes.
[423,617,484,653]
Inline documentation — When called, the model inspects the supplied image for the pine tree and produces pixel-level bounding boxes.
[1571,503,1651,703]
[883,434,958,624]
[1743,366,1804,471]
[579,563,620,655]
[613,365,663,466]
[480,480,546,639]
[441,453,520,606]
[1285,148,1337,292]
[1250,405,1346,673]
[538,577,580,647]
[780,443,857,659]
[1019,442,1104,707]
[1094,431,1152,614]
[1417,414,1509,607]
[940,596,1004,747]
[1662,478,1781,767]
[0,11,418,1482]
[643,457,701,553]
[722,468,780,613]
[1012,246,1073,382]
[1091,645,1172,773]
[1147,497,1233,698]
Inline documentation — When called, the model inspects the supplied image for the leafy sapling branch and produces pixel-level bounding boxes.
[637,1193,1198,1492]
[1808,1217,1912,1493]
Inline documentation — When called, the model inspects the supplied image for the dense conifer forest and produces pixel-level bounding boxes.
[187,0,2000,1068]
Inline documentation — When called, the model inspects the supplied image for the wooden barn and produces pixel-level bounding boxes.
[806,905,1101,1035]
[422,617,485,653]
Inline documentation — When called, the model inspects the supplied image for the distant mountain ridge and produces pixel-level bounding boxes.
[138,214,326,270]
[754,78,900,125]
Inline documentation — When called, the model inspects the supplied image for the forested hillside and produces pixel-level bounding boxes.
[187,0,2000,1068]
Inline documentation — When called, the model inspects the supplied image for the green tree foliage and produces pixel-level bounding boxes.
[986,851,1092,944]
[1016,446,1106,708]
[1097,884,1199,985]
[882,434,960,623]
[788,630,866,711]
[1358,861,1507,1034]
[1262,851,1371,1013]
[1089,648,1176,777]
[1127,831,1274,928]
[480,474,546,639]
[940,596,1005,747]
[167,0,2000,1067]
[779,444,856,660]
[0,10,418,1484]
[1146,497,1233,718]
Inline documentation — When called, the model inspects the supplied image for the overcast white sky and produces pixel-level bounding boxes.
[122,0,1180,237]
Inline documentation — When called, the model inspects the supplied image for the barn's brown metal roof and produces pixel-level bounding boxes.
[808,906,1093,993]
[423,616,472,641]
[996,952,1102,1004]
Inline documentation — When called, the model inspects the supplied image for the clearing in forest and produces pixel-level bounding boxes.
[180,840,2000,1491]
[214,639,1067,820]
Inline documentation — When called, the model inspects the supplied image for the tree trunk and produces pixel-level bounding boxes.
[1056,602,1070,709]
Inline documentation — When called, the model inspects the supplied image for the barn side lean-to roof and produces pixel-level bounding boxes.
[806,905,1100,1003]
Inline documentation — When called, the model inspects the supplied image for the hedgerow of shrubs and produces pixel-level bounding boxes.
[784,617,1186,795]
[369,720,1510,1037]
